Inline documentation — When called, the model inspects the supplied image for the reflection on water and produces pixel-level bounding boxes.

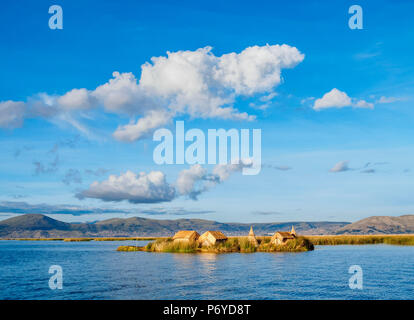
[197,253,218,273]
[0,241,413,299]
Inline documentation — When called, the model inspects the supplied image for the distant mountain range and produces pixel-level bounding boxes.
[0,214,413,238]
[335,215,414,234]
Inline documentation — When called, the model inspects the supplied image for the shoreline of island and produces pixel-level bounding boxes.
[117,234,315,253]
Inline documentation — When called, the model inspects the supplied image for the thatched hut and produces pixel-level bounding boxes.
[247,226,259,247]
[199,231,227,246]
[270,226,296,245]
[172,230,200,243]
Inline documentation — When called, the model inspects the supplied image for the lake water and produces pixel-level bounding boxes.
[0,240,413,300]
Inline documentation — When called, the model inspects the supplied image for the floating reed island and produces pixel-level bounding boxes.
[117,226,314,253]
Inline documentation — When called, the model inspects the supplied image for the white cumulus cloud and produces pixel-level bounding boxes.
[176,164,210,200]
[57,88,97,110]
[313,88,374,111]
[113,110,172,142]
[313,89,352,110]
[176,159,254,200]
[79,160,254,203]
[211,159,253,181]
[354,99,374,109]
[76,170,176,203]
[92,71,156,115]
[0,44,304,141]
[138,44,303,121]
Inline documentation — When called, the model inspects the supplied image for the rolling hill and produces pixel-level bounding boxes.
[0,214,348,238]
[1,214,413,238]
[335,215,414,234]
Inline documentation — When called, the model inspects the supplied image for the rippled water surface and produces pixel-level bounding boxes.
[0,241,413,299]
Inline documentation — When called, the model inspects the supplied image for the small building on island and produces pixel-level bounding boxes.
[199,231,227,246]
[270,226,297,245]
[247,226,259,247]
[172,230,200,243]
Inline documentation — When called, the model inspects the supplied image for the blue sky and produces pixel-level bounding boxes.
[0,0,413,223]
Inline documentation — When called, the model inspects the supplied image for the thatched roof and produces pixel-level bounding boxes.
[248,226,256,237]
[172,230,199,240]
[248,226,259,246]
[275,231,295,239]
[202,231,227,240]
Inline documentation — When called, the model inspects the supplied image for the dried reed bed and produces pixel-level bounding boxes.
[307,234,414,246]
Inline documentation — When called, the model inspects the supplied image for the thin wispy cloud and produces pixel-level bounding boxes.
[376,96,405,104]
[49,135,80,154]
[354,51,381,60]
[264,164,292,171]
[0,201,131,216]
[13,145,33,158]
[0,201,214,217]
[252,211,284,216]
[33,155,60,175]
[84,168,110,177]
[330,161,388,174]
[140,207,215,216]
[62,169,83,185]
[361,169,376,174]
[9,194,27,199]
